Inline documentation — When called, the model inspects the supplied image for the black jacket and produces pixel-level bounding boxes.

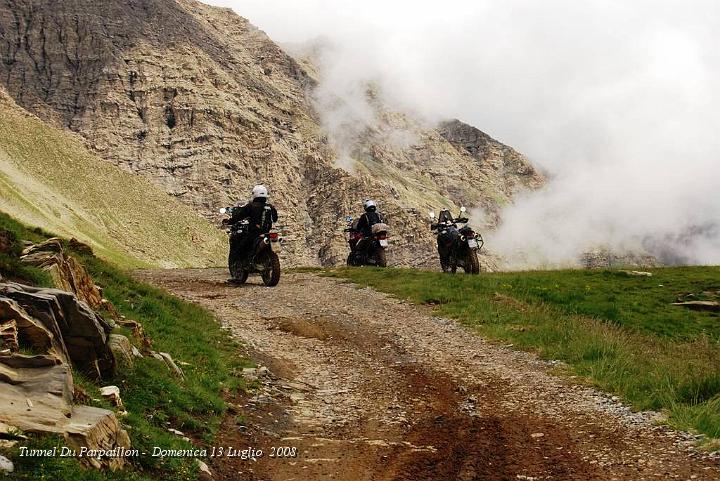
[229,199,278,234]
[356,211,383,238]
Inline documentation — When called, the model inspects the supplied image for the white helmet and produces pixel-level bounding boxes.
[363,199,377,212]
[252,184,269,200]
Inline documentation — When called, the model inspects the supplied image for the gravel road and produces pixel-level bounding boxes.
[136,269,720,481]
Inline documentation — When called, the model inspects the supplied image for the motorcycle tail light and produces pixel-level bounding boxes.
[269,232,279,241]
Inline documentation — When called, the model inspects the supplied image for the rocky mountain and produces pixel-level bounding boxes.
[0,85,225,268]
[0,0,544,267]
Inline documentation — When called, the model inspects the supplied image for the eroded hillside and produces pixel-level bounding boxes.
[0,0,543,267]
[0,86,225,267]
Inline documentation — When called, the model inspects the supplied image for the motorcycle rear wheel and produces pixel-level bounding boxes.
[261,252,281,287]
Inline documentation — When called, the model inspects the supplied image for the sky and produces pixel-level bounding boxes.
[208,0,720,266]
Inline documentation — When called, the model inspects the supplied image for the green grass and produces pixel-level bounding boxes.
[1,211,251,480]
[327,266,720,438]
[0,212,53,286]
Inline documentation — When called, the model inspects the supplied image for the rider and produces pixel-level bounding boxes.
[354,199,384,253]
[356,200,383,238]
[226,185,279,265]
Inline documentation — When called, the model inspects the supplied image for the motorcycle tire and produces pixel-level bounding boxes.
[228,251,248,283]
[233,270,249,284]
[450,255,458,274]
[375,249,387,268]
[347,252,355,267]
[261,252,281,287]
[440,256,451,273]
[464,251,480,275]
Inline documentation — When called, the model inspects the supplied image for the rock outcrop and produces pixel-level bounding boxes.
[0,0,544,267]
[20,239,105,311]
[108,334,134,367]
[0,283,129,469]
[0,283,115,379]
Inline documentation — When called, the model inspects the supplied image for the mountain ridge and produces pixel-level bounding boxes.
[0,0,544,267]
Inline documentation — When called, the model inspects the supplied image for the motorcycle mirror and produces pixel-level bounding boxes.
[219,207,227,214]
[460,206,467,213]
[429,211,435,220]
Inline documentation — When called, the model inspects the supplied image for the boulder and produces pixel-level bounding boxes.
[619,270,653,277]
[108,334,134,367]
[672,301,720,312]
[0,353,131,470]
[159,352,185,379]
[0,454,13,475]
[196,459,214,481]
[0,296,68,363]
[150,351,185,379]
[0,284,114,380]
[0,291,131,471]
[0,354,74,427]
[20,238,108,313]
[62,406,131,470]
[99,385,124,409]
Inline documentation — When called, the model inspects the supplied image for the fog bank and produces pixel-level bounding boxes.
[209,0,720,266]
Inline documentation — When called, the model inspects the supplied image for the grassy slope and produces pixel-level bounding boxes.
[1,212,249,480]
[0,92,225,269]
[328,267,720,439]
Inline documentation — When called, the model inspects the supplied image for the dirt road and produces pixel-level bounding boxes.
[137,269,719,480]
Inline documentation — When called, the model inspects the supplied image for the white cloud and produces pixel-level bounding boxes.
[208,0,720,265]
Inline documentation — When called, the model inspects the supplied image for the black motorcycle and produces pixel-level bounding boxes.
[344,216,390,267]
[219,207,282,287]
[430,207,483,274]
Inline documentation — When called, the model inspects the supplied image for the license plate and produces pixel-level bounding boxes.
[270,241,282,252]
[467,239,478,249]
[379,239,389,247]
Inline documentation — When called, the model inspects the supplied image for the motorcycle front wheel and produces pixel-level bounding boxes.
[260,251,281,287]
[229,253,249,284]
[374,248,387,268]
[439,255,451,273]
[463,250,480,275]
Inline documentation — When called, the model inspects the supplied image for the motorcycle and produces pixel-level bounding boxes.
[430,206,483,274]
[344,216,390,267]
[219,207,283,287]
